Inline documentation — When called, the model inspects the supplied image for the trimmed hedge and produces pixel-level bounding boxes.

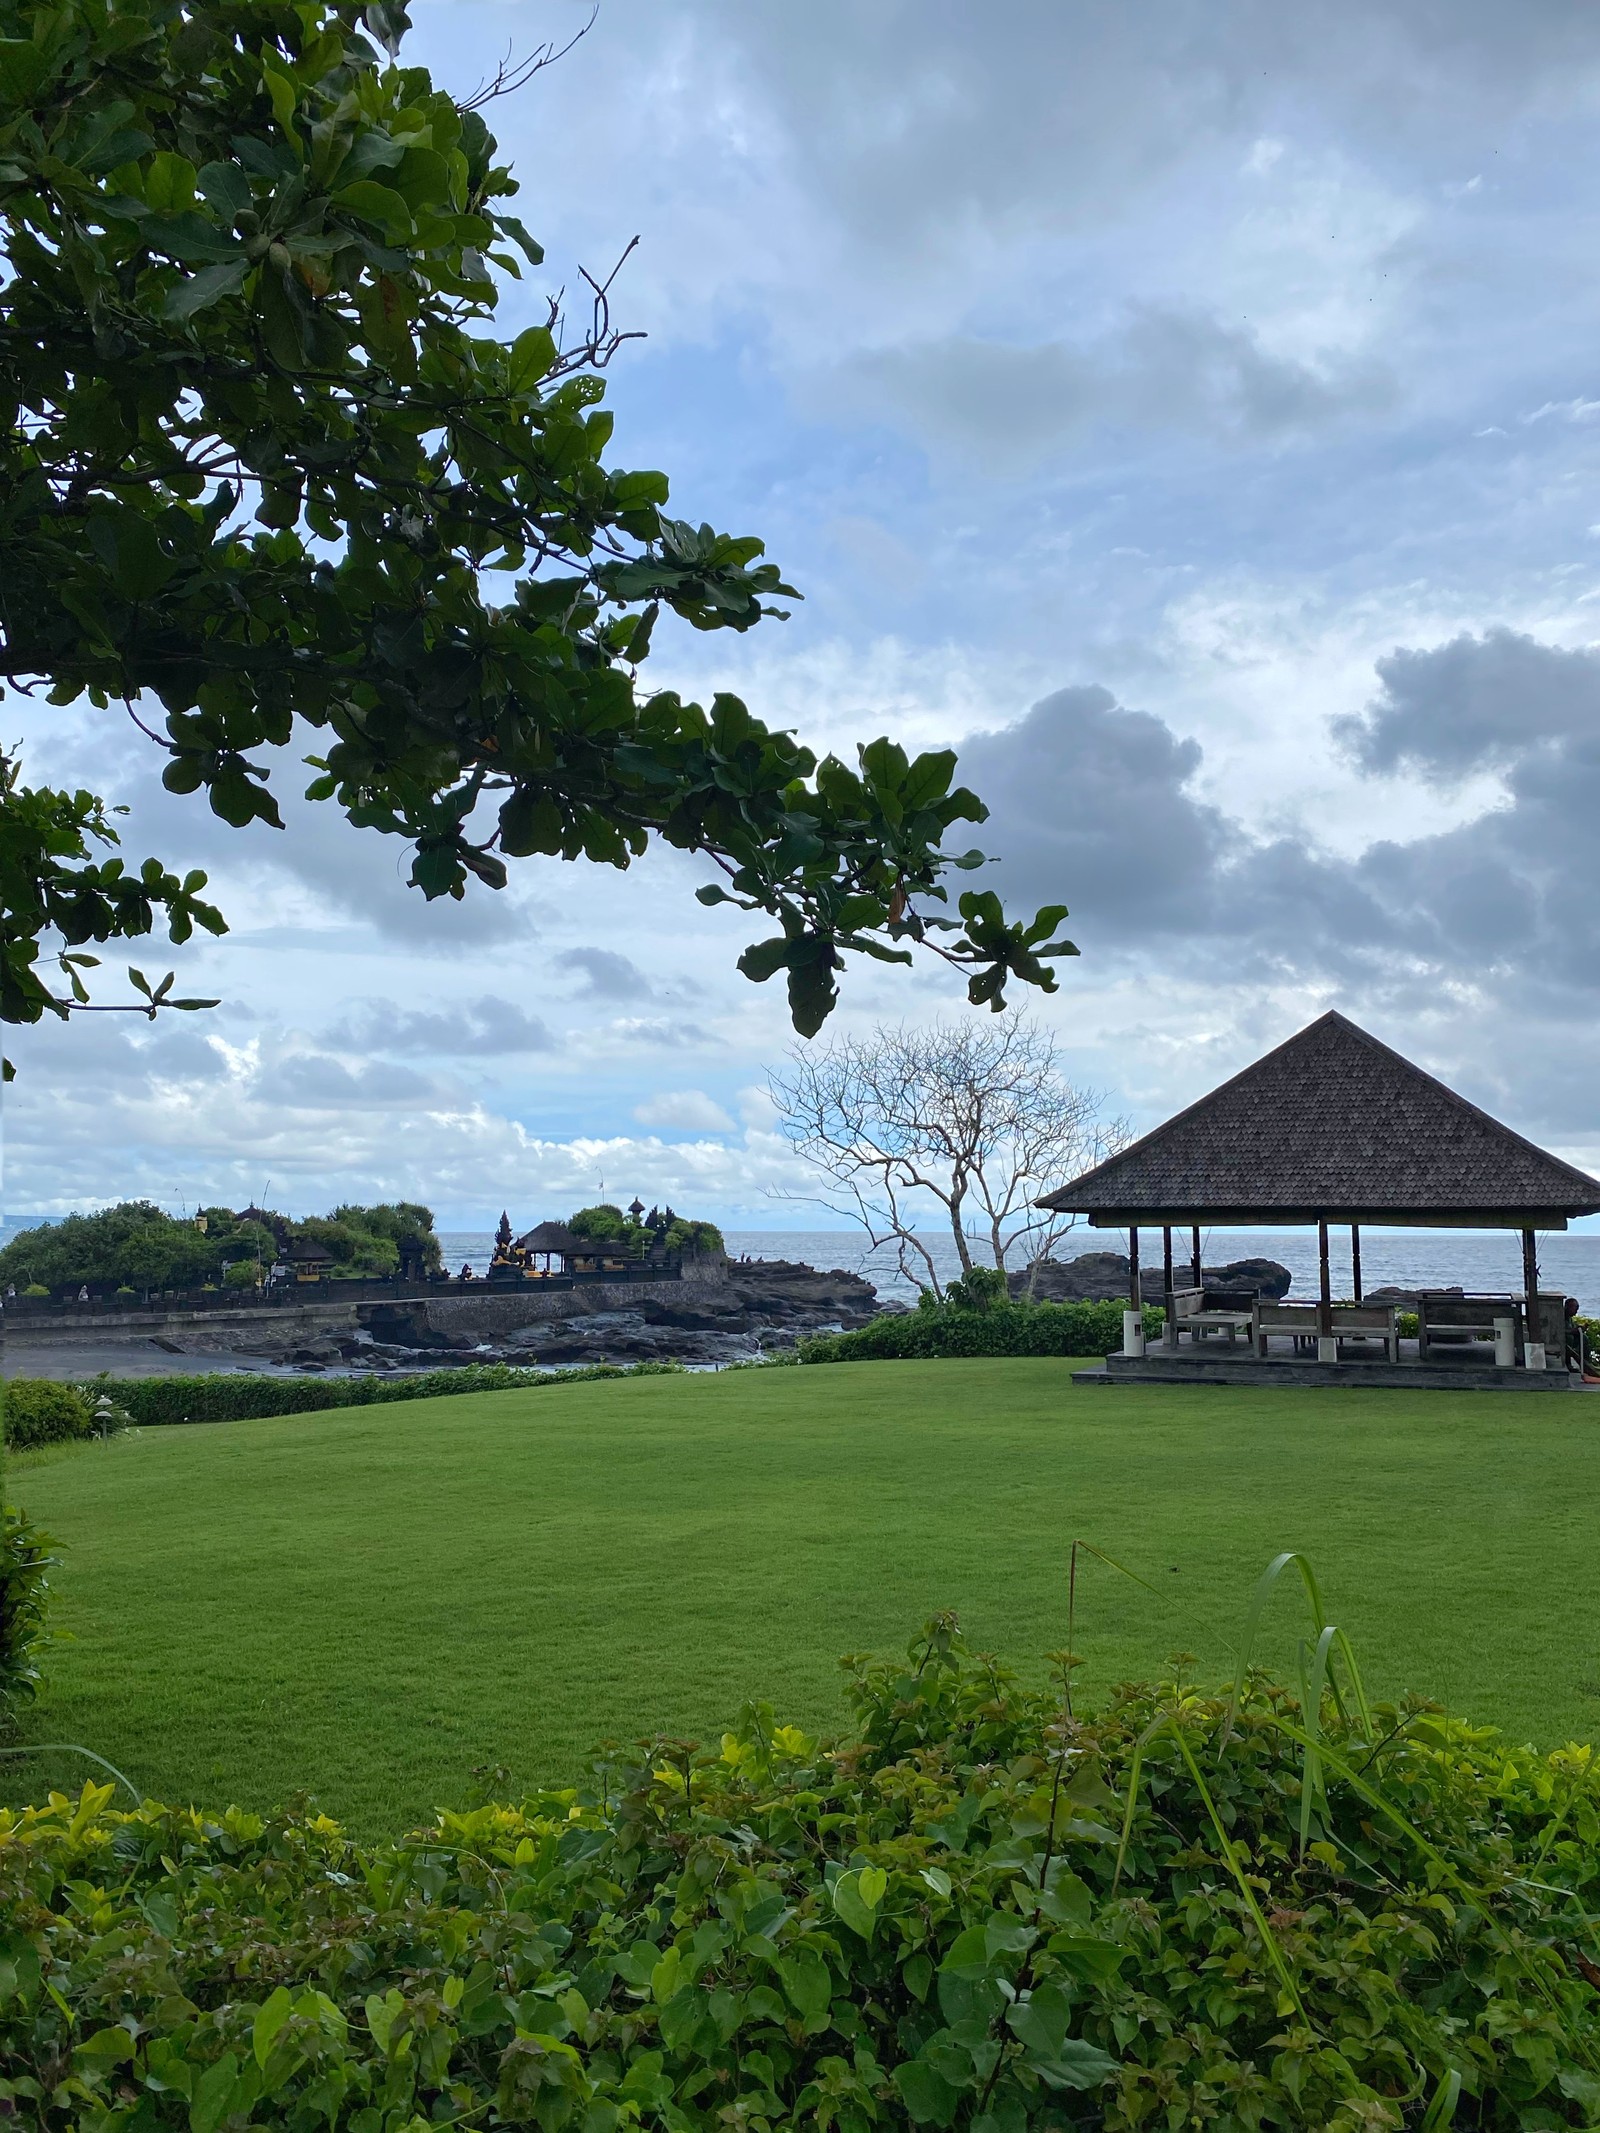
[800,1300,1600,1369]
[2,1616,1598,2131]
[798,1298,1164,1365]
[100,1359,684,1428]
[1,1380,93,1449]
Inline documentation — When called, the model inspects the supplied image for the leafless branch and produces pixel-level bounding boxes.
[459,8,598,113]
[768,1016,1128,1300]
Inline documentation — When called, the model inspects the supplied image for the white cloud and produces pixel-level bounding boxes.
[632,1090,738,1133]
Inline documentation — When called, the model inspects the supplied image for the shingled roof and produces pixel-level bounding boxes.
[1038,1012,1600,1227]
[515,1223,629,1257]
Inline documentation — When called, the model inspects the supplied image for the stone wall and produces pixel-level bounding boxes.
[387,1279,719,1341]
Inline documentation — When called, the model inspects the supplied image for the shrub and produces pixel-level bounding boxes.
[20,1283,48,1297]
[223,1259,261,1289]
[1,1379,92,1449]
[102,1359,684,1429]
[0,1504,54,1713]
[799,1296,1163,1364]
[0,1614,1597,2130]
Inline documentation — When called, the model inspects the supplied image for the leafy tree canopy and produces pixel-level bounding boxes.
[0,0,1077,1070]
[565,1203,723,1257]
[0,1195,439,1288]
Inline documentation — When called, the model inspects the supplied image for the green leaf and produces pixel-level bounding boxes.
[509,325,558,393]
[902,748,958,811]
[336,179,412,238]
[737,935,792,985]
[777,1947,831,2024]
[830,1867,878,1940]
[75,2025,136,2065]
[189,2051,242,2133]
[0,37,51,103]
[252,1984,292,2067]
[196,160,252,217]
[893,2058,960,2127]
[145,150,198,213]
[1006,1980,1072,2059]
[1046,1932,1126,1983]
[163,259,249,323]
[260,56,301,148]
[1032,2039,1119,2092]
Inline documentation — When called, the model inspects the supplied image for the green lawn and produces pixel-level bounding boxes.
[7,1359,1600,1831]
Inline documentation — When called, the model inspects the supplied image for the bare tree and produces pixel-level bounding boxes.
[768,1017,1128,1298]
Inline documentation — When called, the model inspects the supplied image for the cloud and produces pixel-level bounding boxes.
[556,947,659,1001]
[838,308,1393,467]
[956,685,1232,944]
[327,995,556,1057]
[268,1053,440,1107]
[968,643,1600,1053]
[632,1090,737,1133]
[605,1016,714,1049]
[1334,627,1600,780]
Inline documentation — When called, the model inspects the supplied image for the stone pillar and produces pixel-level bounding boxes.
[1123,1227,1145,1357]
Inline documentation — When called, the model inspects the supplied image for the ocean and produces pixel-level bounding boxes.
[436,1226,1600,1310]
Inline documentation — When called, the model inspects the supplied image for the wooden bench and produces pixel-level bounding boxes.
[1414,1292,1569,1367]
[1253,1300,1399,1362]
[1170,1286,1256,1344]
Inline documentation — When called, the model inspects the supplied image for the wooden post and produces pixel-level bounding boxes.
[1318,1219,1333,1349]
[1191,1225,1202,1288]
[1351,1223,1363,1304]
[1162,1225,1174,1347]
[1120,1226,1145,1358]
[1522,1227,1541,1368]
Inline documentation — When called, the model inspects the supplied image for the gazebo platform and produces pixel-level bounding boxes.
[1074,1345,1586,1393]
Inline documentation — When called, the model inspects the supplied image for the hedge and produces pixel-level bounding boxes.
[2,1613,1598,2131]
[1,1380,94,1449]
[797,1298,1164,1365]
[800,1300,1600,1369]
[81,1360,685,1429]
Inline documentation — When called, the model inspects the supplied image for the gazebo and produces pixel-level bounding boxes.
[513,1222,633,1277]
[1037,1012,1600,1389]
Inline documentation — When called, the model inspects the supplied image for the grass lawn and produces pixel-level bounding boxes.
[7,1358,1600,1831]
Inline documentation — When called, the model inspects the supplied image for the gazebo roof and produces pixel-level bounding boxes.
[1038,1011,1600,1228]
[515,1223,626,1255]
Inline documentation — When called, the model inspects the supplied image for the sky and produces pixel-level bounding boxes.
[11,0,1600,1228]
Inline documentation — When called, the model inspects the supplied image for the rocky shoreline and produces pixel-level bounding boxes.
[3,1250,1299,1381]
[3,1260,884,1379]
[275,1261,883,1373]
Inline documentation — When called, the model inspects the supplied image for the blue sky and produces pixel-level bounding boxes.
[12,0,1600,1227]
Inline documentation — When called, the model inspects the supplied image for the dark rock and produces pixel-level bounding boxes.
[1208,1258,1293,1299]
[1009,1252,1133,1302]
[1009,1252,1292,1302]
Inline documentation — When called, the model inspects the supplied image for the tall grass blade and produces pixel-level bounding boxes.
[1266,1712,1600,2073]
[1221,1551,1328,1752]
[1298,1625,1338,1855]
[1113,1710,1309,2027]
[0,1741,140,1804]
[1165,1719,1310,2026]
[1067,1539,1163,1717]
[1420,2069,1462,2131]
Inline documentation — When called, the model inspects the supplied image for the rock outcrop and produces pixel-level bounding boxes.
[1008,1252,1293,1302]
